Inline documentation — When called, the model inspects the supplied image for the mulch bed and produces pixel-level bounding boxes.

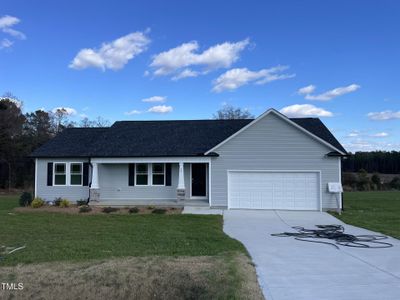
[14,206,182,215]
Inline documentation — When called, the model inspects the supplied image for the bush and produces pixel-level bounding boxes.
[31,198,45,208]
[371,173,382,190]
[19,192,33,207]
[129,207,139,214]
[79,205,92,213]
[76,199,87,206]
[357,169,371,191]
[390,177,400,190]
[147,206,155,210]
[54,197,63,207]
[152,208,167,214]
[102,207,119,213]
[59,199,70,208]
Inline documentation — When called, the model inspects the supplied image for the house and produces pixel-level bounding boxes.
[31,108,347,211]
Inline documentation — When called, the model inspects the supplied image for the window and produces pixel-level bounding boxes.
[54,163,66,185]
[136,163,148,185]
[70,163,83,185]
[152,163,165,185]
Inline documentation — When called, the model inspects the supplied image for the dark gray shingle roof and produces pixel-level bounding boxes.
[31,117,346,157]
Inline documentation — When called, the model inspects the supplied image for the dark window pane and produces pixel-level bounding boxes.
[71,175,82,185]
[152,174,164,185]
[136,175,148,185]
[71,164,81,173]
[152,163,164,173]
[55,164,65,173]
[55,174,66,185]
[136,164,148,173]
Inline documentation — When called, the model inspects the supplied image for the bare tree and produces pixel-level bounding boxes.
[213,104,254,120]
[79,116,110,127]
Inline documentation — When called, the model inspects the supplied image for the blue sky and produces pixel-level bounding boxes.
[1,0,399,152]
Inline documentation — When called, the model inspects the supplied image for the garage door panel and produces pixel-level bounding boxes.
[228,171,319,210]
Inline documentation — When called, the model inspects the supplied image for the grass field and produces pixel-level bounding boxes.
[331,191,400,239]
[0,195,263,299]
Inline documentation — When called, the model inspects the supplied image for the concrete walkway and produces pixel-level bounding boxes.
[223,210,400,300]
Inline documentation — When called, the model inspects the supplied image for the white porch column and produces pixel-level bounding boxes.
[91,162,99,189]
[177,162,185,189]
[177,162,186,202]
[89,162,100,202]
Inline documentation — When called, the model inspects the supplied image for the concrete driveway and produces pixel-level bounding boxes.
[223,210,400,300]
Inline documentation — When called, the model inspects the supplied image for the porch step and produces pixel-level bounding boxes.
[182,206,224,215]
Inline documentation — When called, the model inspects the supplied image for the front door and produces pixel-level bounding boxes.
[191,163,207,197]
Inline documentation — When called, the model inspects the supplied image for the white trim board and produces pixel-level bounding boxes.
[92,157,211,164]
[205,108,345,155]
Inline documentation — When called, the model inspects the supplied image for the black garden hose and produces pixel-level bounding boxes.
[271,225,393,249]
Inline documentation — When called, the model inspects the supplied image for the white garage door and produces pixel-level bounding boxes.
[228,171,320,210]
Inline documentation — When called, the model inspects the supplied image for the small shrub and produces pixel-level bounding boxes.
[152,208,167,214]
[54,197,63,207]
[19,192,32,207]
[76,199,87,206]
[79,205,92,213]
[102,207,119,213]
[129,207,139,214]
[147,206,155,210]
[390,177,400,190]
[59,199,70,208]
[31,198,45,208]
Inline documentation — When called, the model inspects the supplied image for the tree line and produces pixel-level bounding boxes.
[0,94,109,191]
[342,151,400,174]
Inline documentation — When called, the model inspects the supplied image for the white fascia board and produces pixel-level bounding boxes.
[91,157,211,164]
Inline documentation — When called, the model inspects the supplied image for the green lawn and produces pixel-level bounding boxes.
[331,191,400,239]
[0,195,246,266]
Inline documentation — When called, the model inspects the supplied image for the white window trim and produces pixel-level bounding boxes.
[135,163,166,187]
[152,163,166,186]
[135,163,149,186]
[70,162,83,186]
[53,162,67,186]
[53,162,84,187]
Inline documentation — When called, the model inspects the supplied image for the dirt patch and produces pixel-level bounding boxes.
[0,254,263,300]
[14,206,182,215]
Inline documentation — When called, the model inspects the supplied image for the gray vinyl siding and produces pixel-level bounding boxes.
[36,158,90,202]
[210,113,340,209]
[36,161,201,204]
[97,163,192,201]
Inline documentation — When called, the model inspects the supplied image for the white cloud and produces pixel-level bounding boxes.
[347,131,359,137]
[149,39,249,78]
[148,105,173,113]
[0,15,19,29]
[3,27,26,40]
[52,107,77,115]
[298,85,316,95]
[124,110,142,115]
[141,96,166,103]
[172,69,199,80]
[371,132,389,137]
[299,84,360,101]
[367,110,400,121]
[343,138,400,152]
[212,66,295,92]
[79,113,88,119]
[280,104,333,118]
[0,15,26,49]
[69,31,150,71]
[0,38,13,49]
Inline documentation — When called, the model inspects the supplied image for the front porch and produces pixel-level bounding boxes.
[88,157,211,207]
